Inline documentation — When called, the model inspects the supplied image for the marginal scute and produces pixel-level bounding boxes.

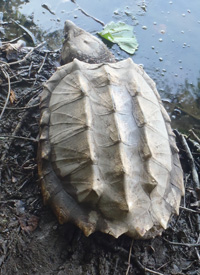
[39,125,49,141]
[40,141,51,160]
[40,109,50,126]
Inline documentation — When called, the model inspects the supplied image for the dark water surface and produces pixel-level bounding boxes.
[1,0,200,133]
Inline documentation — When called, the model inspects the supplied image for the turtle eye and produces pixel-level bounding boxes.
[64,32,69,39]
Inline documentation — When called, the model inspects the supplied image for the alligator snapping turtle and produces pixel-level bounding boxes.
[38,20,184,239]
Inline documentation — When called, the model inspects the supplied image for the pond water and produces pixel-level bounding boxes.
[1,0,200,133]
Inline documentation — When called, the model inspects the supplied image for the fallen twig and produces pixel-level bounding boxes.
[0,103,39,110]
[175,131,200,235]
[183,174,190,208]
[164,238,200,248]
[38,52,48,73]
[1,34,25,45]
[0,70,11,120]
[195,234,200,261]
[136,259,165,275]
[180,206,200,214]
[157,261,170,271]
[28,61,34,77]
[72,0,105,26]
[0,41,46,68]
[175,130,200,189]
[176,105,200,122]
[11,19,36,45]
[189,129,200,144]
[125,240,134,275]
[0,135,37,142]
[195,247,200,261]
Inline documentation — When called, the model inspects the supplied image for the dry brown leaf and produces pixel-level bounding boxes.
[2,40,26,61]
[9,89,16,104]
[18,214,39,233]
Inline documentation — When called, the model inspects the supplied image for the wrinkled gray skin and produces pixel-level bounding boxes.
[60,20,116,65]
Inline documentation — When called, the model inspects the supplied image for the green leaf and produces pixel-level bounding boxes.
[98,21,139,54]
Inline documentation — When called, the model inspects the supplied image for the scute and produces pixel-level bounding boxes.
[38,57,184,239]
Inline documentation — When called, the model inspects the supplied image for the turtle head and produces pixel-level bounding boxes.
[61,20,116,65]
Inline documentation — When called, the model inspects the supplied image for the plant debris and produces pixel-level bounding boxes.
[99,21,139,54]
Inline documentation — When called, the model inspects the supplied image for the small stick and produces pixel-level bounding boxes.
[183,174,190,208]
[136,260,164,275]
[0,135,37,142]
[71,0,105,26]
[195,234,200,261]
[1,79,25,86]
[78,8,105,26]
[175,130,200,189]
[144,267,165,275]
[0,42,46,68]
[180,206,200,214]
[0,103,39,110]
[176,131,200,234]
[11,19,36,45]
[0,60,10,65]
[1,34,25,45]
[0,70,11,120]
[189,129,200,144]
[164,238,200,247]
[28,61,34,77]
[125,240,134,275]
[157,261,170,271]
[38,52,48,73]
[195,247,200,261]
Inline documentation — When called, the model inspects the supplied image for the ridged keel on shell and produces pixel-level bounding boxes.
[38,58,184,238]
